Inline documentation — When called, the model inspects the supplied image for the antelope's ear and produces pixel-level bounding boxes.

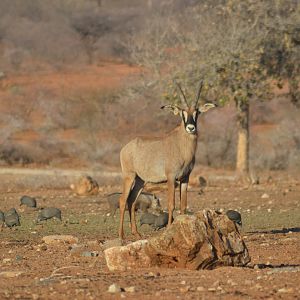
[199,103,216,113]
[161,105,181,115]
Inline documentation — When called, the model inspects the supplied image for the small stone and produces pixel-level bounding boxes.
[261,193,270,199]
[81,251,99,257]
[267,208,272,213]
[15,255,23,261]
[0,271,23,278]
[180,280,186,285]
[227,279,237,286]
[40,245,47,251]
[278,287,293,293]
[180,286,190,293]
[213,280,220,287]
[87,240,98,247]
[42,235,78,245]
[197,287,205,292]
[124,286,135,293]
[3,258,11,263]
[32,294,39,300]
[108,283,122,293]
[208,287,216,292]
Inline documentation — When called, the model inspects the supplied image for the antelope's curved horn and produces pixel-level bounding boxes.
[194,80,204,109]
[174,80,189,108]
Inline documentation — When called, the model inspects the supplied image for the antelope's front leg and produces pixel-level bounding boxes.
[180,176,189,214]
[167,177,176,226]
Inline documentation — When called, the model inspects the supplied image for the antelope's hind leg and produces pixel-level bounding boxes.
[127,176,144,238]
[119,173,135,240]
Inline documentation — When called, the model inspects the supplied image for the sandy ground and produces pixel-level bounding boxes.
[0,168,299,299]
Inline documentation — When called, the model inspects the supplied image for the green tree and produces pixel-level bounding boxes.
[126,0,299,181]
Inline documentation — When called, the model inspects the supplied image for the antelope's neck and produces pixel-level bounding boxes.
[177,123,198,160]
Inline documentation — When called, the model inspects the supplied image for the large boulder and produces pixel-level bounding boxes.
[104,209,250,271]
[70,176,99,196]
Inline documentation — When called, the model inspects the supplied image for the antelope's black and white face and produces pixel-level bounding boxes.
[161,80,216,134]
[181,109,199,134]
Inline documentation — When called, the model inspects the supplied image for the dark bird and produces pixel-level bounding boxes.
[140,212,170,230]
[37,207,62,222]
[4,208,20,227]
[20,195,37,208]
[226,210,242,226]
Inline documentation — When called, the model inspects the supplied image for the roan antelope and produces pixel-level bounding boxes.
[119,81,216,239]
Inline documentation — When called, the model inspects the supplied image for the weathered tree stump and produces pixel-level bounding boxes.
[105,209,250,271]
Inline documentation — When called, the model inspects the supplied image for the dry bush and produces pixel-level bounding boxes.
[0,0,165,69]
[250,97,300,171]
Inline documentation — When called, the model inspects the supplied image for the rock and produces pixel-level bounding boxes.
[0,71,6,79]
[143,271,160,279]
[105,240,151,271]
[87,240,98,247]
[108,283,123,293]
[0,271,23,278]
[71,176,99,196]
[197,286,205,292]
[124,286,136,293]
[261,193,270,199]
[37,207,62,222]
[15,255,23,261]
[42,235,78,245]
[104,209,250,271]
[278,287,294,293]
[20,195,37,208]
[81,251,99,257]
[40,244,47,251]
[180,286,190,293]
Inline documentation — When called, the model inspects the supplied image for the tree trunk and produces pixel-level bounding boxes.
[236,100,250,182]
